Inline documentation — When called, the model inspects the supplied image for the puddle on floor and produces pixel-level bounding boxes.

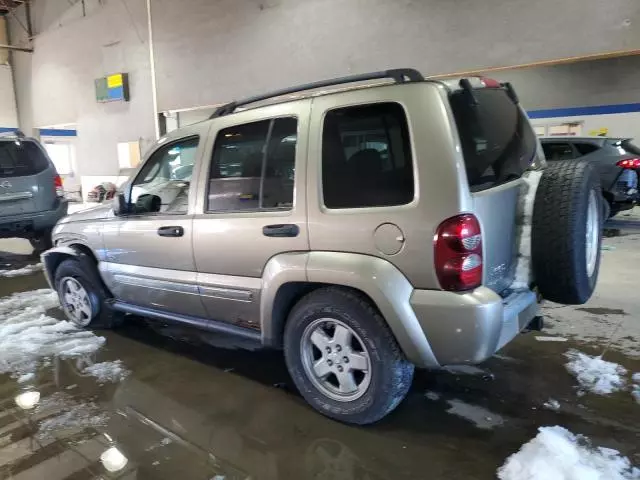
[0,253,638,479]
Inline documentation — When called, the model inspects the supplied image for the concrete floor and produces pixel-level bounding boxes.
[0,214,638,479]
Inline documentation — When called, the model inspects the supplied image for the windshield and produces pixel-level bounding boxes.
[0,140,50,178]
[449,88,537,191]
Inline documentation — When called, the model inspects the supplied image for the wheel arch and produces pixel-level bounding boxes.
[260,252,438,367]
[41,243,108,294]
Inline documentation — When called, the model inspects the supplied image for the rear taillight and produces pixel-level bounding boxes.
[54,175,64,197]
[434,214,483,291]
[480,77,501,88]
[617,158,640,169]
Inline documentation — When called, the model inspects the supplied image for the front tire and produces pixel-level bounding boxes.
[284,287,414,425]
[54,257,121,329]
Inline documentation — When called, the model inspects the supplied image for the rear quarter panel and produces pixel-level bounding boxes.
[306,83,472,290]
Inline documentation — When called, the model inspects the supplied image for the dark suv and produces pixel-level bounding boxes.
[0,131,68,251]
[541,136,640,218]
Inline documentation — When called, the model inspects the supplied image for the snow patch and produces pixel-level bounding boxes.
[424,391,441,401]
[511,170,543,289]
[543,398,561,411]
[0,289,105,377]
[446,399,505,430]
[498,426,640,480]
[83,360,129,384]
[564,350,627,395]
[535,336,568,342]
[0,263,43,278]
[17,372,35,384]
[444,365,487,376]
[632,373,640,405]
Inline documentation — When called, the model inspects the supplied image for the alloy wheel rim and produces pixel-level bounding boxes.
[585,190,599,278]
[60,277,93,327]
[300,318,372,402]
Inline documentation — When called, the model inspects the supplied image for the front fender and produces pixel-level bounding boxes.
[41,246,81,289]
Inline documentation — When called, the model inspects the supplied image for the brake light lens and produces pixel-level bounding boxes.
[617,158,640,169]
[480,77,501,88]
[434,214,483,291]
[54,175,64,197]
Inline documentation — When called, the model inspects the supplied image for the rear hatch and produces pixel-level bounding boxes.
[448,81,538,293]
[0,139,55,217]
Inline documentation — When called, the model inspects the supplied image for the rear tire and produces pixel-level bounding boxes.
[54,257,122,329]
[531,161,602,304]
[284,287,414,425]
[29,230,53,253]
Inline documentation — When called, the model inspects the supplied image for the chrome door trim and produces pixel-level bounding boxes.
[197,272,261,302]
[113,274,201,296]
[0,191,33,202]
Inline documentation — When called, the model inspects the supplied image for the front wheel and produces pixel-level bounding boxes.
[284,287,414,425]
[54,257,121,329]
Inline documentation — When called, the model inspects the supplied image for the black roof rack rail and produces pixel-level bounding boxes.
[210,68,424,119]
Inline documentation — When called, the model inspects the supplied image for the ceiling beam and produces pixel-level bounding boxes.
[0,43,32,52]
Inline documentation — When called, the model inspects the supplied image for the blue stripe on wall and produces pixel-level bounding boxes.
[527,103,640,119]
[0,128,77,137]
[39,129,77,137]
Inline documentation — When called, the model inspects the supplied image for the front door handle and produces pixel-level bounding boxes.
[262,224,299,237]
[157,226,184,237]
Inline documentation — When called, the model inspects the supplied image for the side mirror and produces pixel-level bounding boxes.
[112,193,128,216]
[134,194,161,214]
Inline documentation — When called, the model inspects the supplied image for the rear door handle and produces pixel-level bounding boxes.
[262,224,299,237]
[157,226,184,237]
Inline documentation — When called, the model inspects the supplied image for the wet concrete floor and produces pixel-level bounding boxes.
[0,225,638,479]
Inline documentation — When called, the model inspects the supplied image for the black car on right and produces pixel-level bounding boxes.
[541,136,640,218]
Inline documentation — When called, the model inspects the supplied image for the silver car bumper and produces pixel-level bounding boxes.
[410,286,539,366]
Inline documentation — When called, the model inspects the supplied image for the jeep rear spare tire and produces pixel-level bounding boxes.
[531,160,602,304]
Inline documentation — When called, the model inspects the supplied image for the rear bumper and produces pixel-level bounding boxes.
[410,286,539,366]
[0,200,68,238]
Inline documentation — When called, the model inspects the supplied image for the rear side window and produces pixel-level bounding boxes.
[208,117,297,212]
[322,102,414,209]
[450,88,537,191]
[573,142,600,156]
[542,142,575,161]
[0,141,50,178]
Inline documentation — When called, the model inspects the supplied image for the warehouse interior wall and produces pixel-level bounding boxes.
[486,55,640,141]
[150,0,638,112]
[0,17,18,130]
[8,0,155,179]
[6,0,640,183]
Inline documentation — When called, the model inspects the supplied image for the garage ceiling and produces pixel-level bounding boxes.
[0,0,24,15]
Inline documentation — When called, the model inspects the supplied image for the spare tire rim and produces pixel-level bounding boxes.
[60,277,93,327]
[585,190,599,278]
[300,318,372,402]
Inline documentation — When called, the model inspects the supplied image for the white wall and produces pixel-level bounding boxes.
[531,112,640,142]
[0,65,18,128]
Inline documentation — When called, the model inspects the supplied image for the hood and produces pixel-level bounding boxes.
[58,203,114,224]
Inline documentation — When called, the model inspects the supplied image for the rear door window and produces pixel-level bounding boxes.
[449,88,537,191]
[322,102,414,209]
[208,117,297,212]
[0,140,50,178]
[541,142,575,161]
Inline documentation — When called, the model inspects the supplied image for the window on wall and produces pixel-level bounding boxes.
[207,117,297,212]
[130,136,199,214]
[43,142,74,175]
[322,102,414,209]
